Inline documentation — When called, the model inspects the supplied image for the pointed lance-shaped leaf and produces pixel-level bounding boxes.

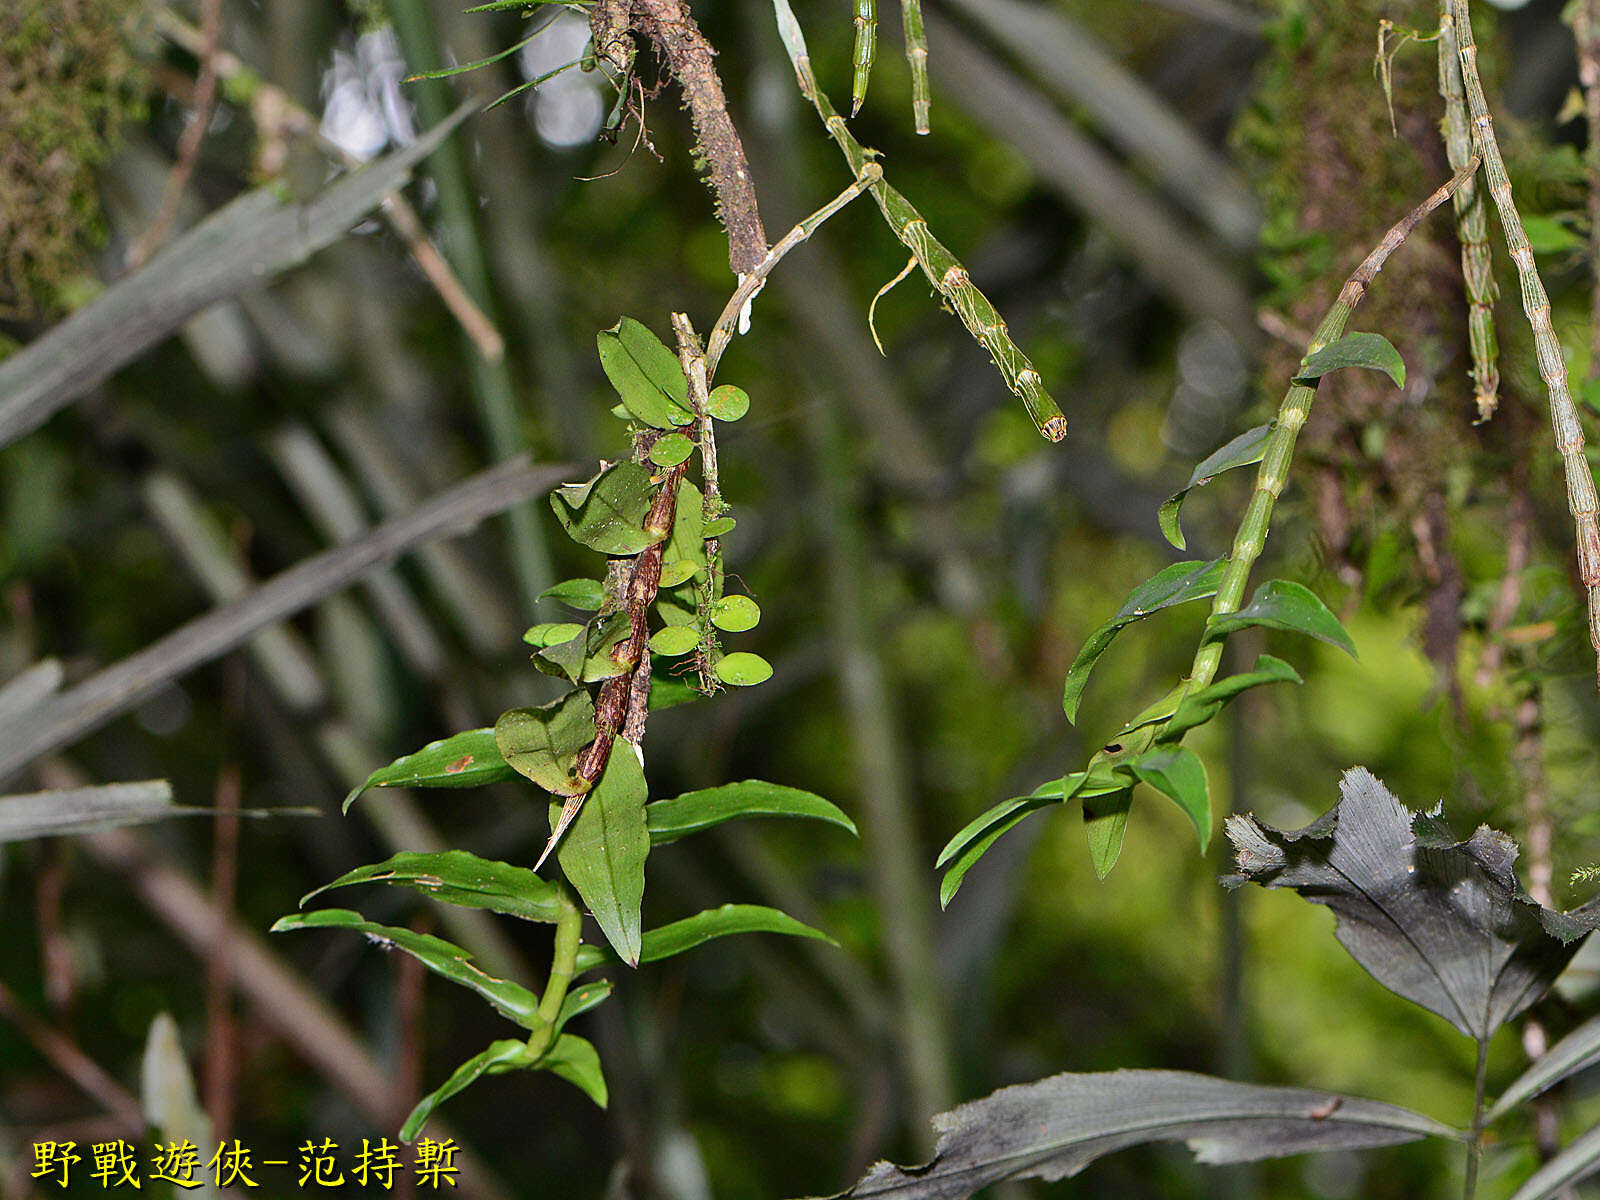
[1293,331,1406,388]
[1227,767,1600,1039]
[1205,579,1357,658]
[556,744,650,967]
[597,318,693,429]
[344,729,513,813]
[573,904,834,973]
[937,777,1069,908]
[299,850,563,923]
[820,1069,1458,1200]
[1158,424,1271,551]
[1488,1008,1600,1124]
[272,909,546,1030]
[1062,558,1226,723]
[400,1039,538,1143]
[1160,655,1302,743]
[646,780,857,845]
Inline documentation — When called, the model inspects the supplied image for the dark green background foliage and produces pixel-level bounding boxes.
[6,0,1600,1197]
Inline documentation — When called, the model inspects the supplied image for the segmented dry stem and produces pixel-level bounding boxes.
[1452,0,1600,691]
[852,0,876,116]
[1186,161,1480,694]
[902,0,930,134]
[1437,1,1500,419]
[1573,0,1600,381]
[771,0,1067,440]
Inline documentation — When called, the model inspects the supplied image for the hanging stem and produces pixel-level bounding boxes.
[1451,0,1600,691]
[1436,0,1500,420]
[852,0,876,116]
[902,0,931,134]
[1185,159,1481,694]
[769,0,1067,441]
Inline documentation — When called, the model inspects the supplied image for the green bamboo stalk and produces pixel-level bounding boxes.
[852,0,876,115]
[902,0,931,134]
[1185,160,1481,694]
[1436,0,1500,421]
[770,0,1066,440]
[1451,0,1600,690]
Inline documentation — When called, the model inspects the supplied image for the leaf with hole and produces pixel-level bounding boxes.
[272,909,545,1029]
[708,384,750,420]
[1158,424,1270,551]
[1062,559,1225,722]
[574,904,833,972]
[494,690,596,797]
[1205,580,1356,657]
[551,462,659,555]
[555,745,649,967]
[715,652,772,686]
[344,730,512,813]
[646,780,856,845]
[299,850,562,923]
[1293,331,1405,389]
[710,595,760,633]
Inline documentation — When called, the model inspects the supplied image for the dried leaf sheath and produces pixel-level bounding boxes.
[1436,1,1500,420]
[1451,0,1600,690]
[770,0,1066,441]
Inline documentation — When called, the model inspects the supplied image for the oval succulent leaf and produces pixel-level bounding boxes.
[707,384,750,421]
[703,515,736,538]
[715,651,773,686]
[649,625,700,657]
[524,622,586,648]
[540,578,607,610]
[343,729,513,813]
[649,432,696,468]
[1293,331,1405,389]
[659,559,699,588]
[709,594,760,633]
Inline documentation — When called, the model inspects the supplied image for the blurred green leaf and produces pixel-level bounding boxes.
[646,780,857,845]
[1062,559,1226,722]
[575,904,834,972]
[495,690,596,796]
[551,462,659,555]
[272,909,544,1029]
[0,780,189,842]
[300,850,562,923]
[404,29,539,80]
[1206,580,1357,656]
[1158,424,1269,551]
[1294,331,1405,388]
[142,1014,219,1200]
[1523,213,1585,254]
[556,745,649,967]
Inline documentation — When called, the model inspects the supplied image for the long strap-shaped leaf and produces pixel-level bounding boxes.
[1451,0,1600,689]
[770,0,1066,442]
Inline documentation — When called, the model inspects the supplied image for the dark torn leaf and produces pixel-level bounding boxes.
[1226,767,1600,1039]
[821,1069,1457,1200]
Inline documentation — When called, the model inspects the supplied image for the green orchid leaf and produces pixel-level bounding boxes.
[649,625,700,657]
[1062,559,1226,723]
[272,910,543,1029]
[703,515,736,538]
[556,745,649,967]
[646,780,857,845]
[494,690,596,797]
[1205,581,1357,657]
[1293,331,1405,389]
[344,729,512,813]
[298,850,562,923]
[710,595,760,633]
[715,652,773,686]
[400,1039,536,1144]
[597,318,692,428]
[649,432,695,467]
[551,462,659,555]
[1084,788,1134,880]
[938,780,1068,909]
[540,578,607,610]
[707,384,750,420]
[1158,424,1270,551]
[524,622,587,648]
[1161,655,1303,742]
[554,980,613,1036]
[1129,747,1210,850]
[537,1033,608,1108]
[574,904,833,973]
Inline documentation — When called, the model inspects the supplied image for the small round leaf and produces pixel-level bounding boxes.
[715,652,772,686]
[710,595,760,633]
[649,433,695,468]
[707,385,750,421]
[650,626,700,657]
[659,559,699,588]
[524,622,585,647]
[703,516,736,538]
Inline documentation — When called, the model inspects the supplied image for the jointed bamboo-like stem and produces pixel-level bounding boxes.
[852,0,876,116]
[1437,1,1500,420]
[1452,0,1600,691]
[1186,161,1480,694]
[770,0,1068,440]
[902,0,931,134]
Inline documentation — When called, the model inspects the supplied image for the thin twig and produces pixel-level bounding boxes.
[1452,0,1600,690]
[204,763,243,1141]
[126,0,224,270]
[1436,0,1500,419]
